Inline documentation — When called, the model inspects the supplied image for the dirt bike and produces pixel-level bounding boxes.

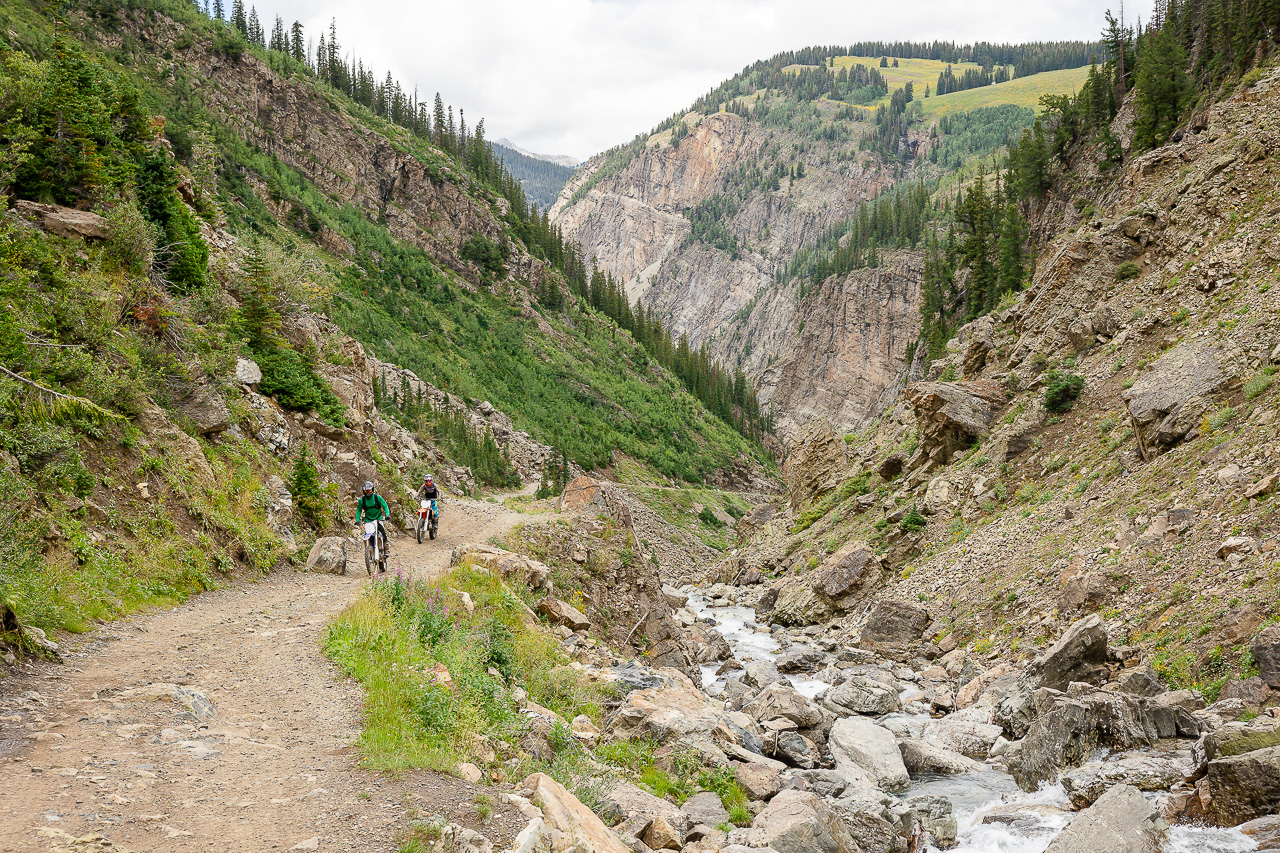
[416,499,439,543]
[358,520,388,576]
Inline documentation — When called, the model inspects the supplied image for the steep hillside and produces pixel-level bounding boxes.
[728,62,1280,702]
[0,0,768,654]
[552,45,1095,440]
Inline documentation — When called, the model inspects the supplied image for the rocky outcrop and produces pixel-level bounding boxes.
[904,380,1007,466]
[1253,626,1280,689]
[782,418,850,510]
[13,200,107,240]
[745,789,862,853]
[860,599,931,648]
[1029,614,1110,691]
[519,773,632,853]
[1209,745,1280,825]
[1122,343,1239,459]
[828,716,910,794]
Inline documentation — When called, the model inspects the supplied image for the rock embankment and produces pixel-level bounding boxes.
[475,576,1277,853]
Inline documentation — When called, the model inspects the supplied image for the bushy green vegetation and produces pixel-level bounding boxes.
[1044,372,1086,413]
[791,471,873,533]
[324,564,607,771]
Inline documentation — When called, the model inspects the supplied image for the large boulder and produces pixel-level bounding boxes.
[820,675,901,717]
[1030,614,1110,691]
[733,762,783,800]
[608,671,729,746]
[536,597,590,632]
[1207,716,1280,757]
[782,418,851,510]
[860,599,931,648]
[452,544,551,591]
[559,476,610,513]
[898,738,984,776]
[520,773,632,853]
[828,716,910,794]
[598,781,690,845]
[1042,784,1167,853]
[904,380,1007,465]
[305,537,348,574]
[1253,626,1280,690]
[920,710,1004,760]
[1005,688,1185,792]
[744,683,827,729]
[14,200,107,240]
[1121,343,1238,460]
[745,789,861,853]
[1061,754,1189,809]
[683,791,730,829]
[810,542,886,613]
[235,357,263,385]
[1209,745,1280,825]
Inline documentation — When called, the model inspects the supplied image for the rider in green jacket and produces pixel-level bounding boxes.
[356,481,391,555]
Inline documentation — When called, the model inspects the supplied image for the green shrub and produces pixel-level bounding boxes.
[698,506,725,527]
[290,446,328,527]
[1115,261,1141,281]
[899,506,927,533]
[1044,372,1085,412]
[255,345,345,425]
[1244,372,1275,400]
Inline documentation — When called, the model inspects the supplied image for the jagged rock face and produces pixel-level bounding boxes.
[162,39,547,289]
[904,380,1007,466]
[553,110,919,441]
[782,417,850,509]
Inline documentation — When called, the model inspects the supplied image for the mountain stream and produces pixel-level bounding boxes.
[686,591,1257,853]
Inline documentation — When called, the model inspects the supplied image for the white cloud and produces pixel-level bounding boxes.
[252,0,1128,158]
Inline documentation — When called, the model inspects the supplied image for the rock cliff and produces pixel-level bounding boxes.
[552,111,918,440]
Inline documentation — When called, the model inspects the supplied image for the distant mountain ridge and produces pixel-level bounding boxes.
[495,138,581,168]
[492,141,580,210]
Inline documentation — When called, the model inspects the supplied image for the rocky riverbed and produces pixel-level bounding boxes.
[502,579,1280,853]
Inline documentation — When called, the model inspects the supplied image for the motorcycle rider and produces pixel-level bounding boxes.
[417,474,441,526]
[355,481,391,557]
[417,474,440,503]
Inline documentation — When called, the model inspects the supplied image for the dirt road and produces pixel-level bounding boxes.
[0,496,530,852]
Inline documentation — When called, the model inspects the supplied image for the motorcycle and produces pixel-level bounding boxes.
[416,499,439,543]
[358,520,387,576]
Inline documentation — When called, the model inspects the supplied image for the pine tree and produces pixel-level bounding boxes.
[231,0,246,34]
[213,0,224,21]
[290,22,304,62]
[997,202,1025,299]
[247,7,264,47]
[1133,24,1191,151]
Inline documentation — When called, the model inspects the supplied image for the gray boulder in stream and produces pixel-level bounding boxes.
[828,716,910,794]
[1042,784,1168,853]
[821,675,901,716]
[745,789,861,853]
[1030,613,1110,691]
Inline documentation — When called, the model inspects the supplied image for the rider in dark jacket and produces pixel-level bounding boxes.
[417,474,440,502]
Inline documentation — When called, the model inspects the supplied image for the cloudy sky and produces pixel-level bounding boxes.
[259,0,1131,160]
